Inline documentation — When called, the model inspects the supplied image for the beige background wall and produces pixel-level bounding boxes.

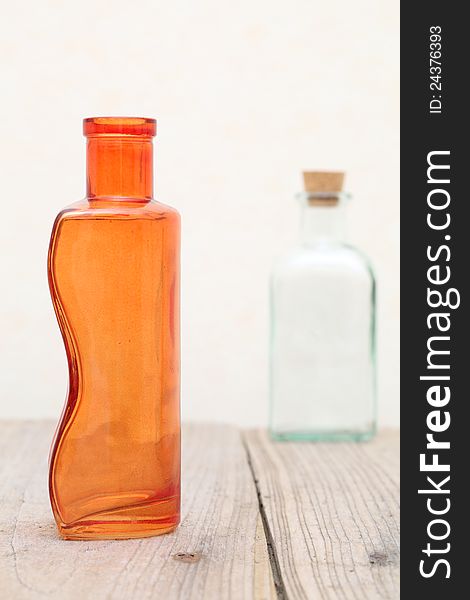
[0,0,399,425]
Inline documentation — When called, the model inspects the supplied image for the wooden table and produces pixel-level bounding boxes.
[0,422,399,599]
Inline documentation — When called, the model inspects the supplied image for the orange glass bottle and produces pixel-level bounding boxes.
[48,117,180,540]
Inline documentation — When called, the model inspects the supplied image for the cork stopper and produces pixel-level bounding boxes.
[302,171,345,205]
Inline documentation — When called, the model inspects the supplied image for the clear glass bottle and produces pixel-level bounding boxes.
[48,117,180,539]
[269,172,376,441]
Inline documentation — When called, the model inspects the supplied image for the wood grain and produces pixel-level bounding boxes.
[0,422,399,599]
[244,430,400,600]
[0,421,275,600]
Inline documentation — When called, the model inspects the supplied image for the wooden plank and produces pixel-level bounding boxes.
[244,430,400,600]
[0,421,275,600]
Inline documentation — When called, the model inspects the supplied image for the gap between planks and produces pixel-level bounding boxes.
[243,437,288,600]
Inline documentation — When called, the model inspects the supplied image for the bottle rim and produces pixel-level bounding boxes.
[297,191,352,206]
[83,117,156,138]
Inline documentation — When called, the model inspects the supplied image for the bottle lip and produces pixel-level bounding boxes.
[297,191,351,206]
[83,117,156,138]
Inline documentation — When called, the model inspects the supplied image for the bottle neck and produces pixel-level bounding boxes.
[300,203,346,245]
[86,136,153,199]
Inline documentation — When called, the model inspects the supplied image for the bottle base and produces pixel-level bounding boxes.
[269,428,376,442]
[57,515,180,540]
[53,494,180,540]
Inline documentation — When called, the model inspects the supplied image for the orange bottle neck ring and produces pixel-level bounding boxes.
[84,117,156,200]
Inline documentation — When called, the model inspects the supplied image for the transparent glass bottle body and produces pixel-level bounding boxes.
[270,193,376,441]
